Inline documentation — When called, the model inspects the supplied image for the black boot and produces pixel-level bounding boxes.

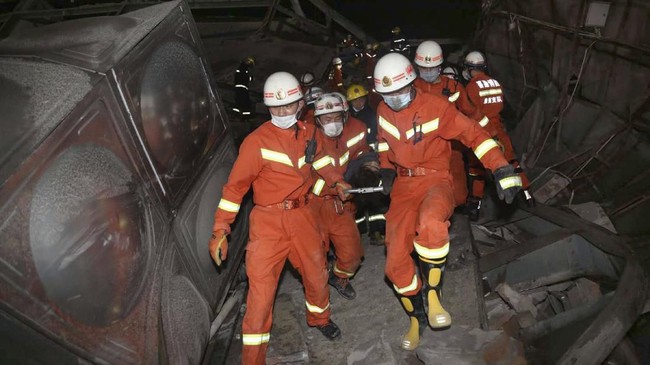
[397,292,428,350]
[418,255,451,328]
[314,320,341,341]
[328,271,356,300]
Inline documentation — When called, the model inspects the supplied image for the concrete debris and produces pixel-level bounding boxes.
[565,202,617,233]
[531,171,571,204]
[481,333,527,365]
[495,283,538,319]
[415,325,504,364]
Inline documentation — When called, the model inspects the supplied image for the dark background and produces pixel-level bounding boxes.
[325,0,481,40]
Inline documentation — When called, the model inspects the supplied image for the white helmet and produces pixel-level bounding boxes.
[330,91,349,112]
[414,41,443,67]
[304,86,325,106]
[442,66,458,79]
[373,52,417,93]
[263,72,303,107]
[300,72,315,87]
[332,57,343,66]
[314,93,346,117]
[464,51,486,69]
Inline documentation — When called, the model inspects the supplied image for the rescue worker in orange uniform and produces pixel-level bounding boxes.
[412,41,472,207]
[373,53,522,350]
[363,42,379,85]
[328,57,345,93]
[300,71,316,94]
[463,51,534,218]
[311,93,371,300]
[209,72,353,365]
[302,86,325,125]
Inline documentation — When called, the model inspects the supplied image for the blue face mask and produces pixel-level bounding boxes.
[382,91,412,111]
[420,67,441,83]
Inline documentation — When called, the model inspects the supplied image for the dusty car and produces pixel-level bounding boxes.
[0,1,248,363]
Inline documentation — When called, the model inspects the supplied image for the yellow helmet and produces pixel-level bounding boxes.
[346,84,369,101]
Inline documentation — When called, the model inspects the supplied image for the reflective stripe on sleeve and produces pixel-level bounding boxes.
[218,198,240,213]
[393,274,418,294]
[474,139,500,159]
[339,151,350,166]
[448,91,460,102]
[346,132,366,148]
[242,333,270,346]
[414,242,449,259]
[312,155,333,170]
[312,178,326,195]
[377,142,389,152]
[478,116,489,127]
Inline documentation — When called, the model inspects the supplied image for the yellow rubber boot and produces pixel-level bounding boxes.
[398,293,427,350]
[419,256,452,328]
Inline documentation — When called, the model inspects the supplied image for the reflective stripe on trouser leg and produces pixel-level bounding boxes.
[285,207,331,327]
[398,292,427,351]
[242,207,293,365]
[325,201,363,278]
[412,177,454,329]
[466,148,486,199]
[384,178,422,297]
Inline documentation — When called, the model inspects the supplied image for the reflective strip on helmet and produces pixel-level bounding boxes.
[218,198,240,213]
[333,263,355,277]
[478,88,503,97]
[346,132,366,148]
[305,301,330,313]
[312,155,333,170]
[377,142,389,152]
[448,92,460,102]
[414,242,449,259]
[298,156,306,169]
[499,176,522,190]
[393,274,418,294]
[478,116,489,127]
[379,116,400,140]
[339,151,350,166]
[312,178,326,195]
[368,214,385,222]
[474,139,500,159]
[261,148,293,167]
[406,118,439,139]
[242,333,270,346]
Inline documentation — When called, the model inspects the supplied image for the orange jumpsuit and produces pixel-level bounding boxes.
[328,66,345,93]
[465,71,530,199]
[376,90,508,296]
[212,121,343,365]
[311,117,368,280]
[414,77,475,207]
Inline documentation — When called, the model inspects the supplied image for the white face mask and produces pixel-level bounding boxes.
[420,67,441,83]
[382,91,412,111]
[271,114,298,129]
[322,122,343,137]
[352,105,363,112]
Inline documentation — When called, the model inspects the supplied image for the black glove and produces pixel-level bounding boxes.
[493,165,522,204]
[380,168,396,195]
[344,151,379,182]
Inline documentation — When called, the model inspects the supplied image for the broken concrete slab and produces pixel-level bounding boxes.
[565,202,617,233]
